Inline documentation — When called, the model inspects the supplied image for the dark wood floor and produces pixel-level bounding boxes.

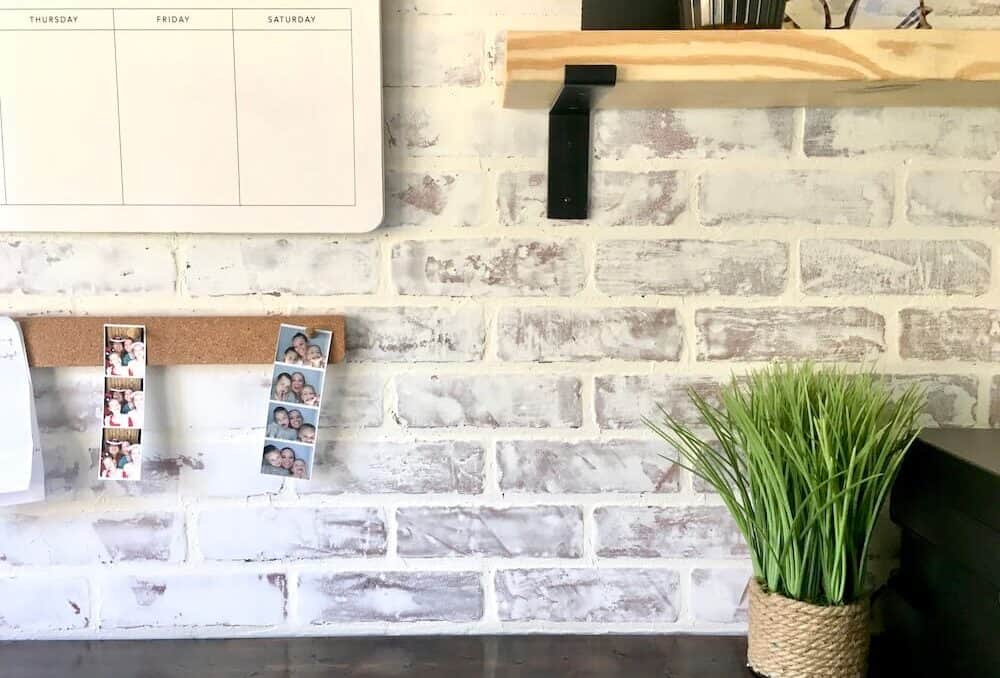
[0,635,753,678]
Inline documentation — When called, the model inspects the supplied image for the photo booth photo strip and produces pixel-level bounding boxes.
[100,324,147,482]
[261,324,333,481]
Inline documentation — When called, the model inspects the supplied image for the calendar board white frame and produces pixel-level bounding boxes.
[0,0,384,233]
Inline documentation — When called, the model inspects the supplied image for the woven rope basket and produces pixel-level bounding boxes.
[747,579,870,678]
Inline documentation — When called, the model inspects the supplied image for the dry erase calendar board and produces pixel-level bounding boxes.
[0,1,384,233]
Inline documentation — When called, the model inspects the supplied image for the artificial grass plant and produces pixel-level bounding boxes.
[645,363,925,607]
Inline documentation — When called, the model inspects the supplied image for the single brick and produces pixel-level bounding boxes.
[497,171,688,227]
[197,507,386,561]
[0,577,90,632]
[884,374,979,428]
[700,170,893,228]
[298,571,483,623]
[302,441,485,495]
[382,19,482,87]
[801,239,990,296]
[392,239,586,297]
[183,237,378,296]
[101,573,287,628]
[696,307,886,361]
[899,308,1000,361]
[594,109,794,160]
[395,374,582,428]
[397,506,583,558]
[596,240,788,296]
[496,568,680,622]
[0,237,176,295]
[345,307,485,362]
[690,568,752,624]
[595,375,724,429]
[497,440,678,494]
[318,375,385,428]
[992,376,1000,427]
[32,371,102,434]
[0,511,184,566]
[385,89,545,158]
[804,108,1000,159]
[908,171,1000,228]
[497,307,683,362]
[595,506,748,558]
[385,171,485,227]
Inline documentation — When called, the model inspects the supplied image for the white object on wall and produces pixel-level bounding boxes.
[0,317,44,506]
[0,0,384,233]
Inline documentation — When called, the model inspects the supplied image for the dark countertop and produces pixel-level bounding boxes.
[0,635,753,678]
[0,634,901,678]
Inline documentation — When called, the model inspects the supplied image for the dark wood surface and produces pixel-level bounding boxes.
[0,635,754,678]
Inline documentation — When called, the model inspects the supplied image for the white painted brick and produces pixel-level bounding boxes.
[392,239,586,297]
[395,374,582,428]
[594,109,794,160]
[298,572,483,623]
[383,18,482,87]
[385,171,485,228]
[385,90,545,158]
[0,511,184,565]
[700,170,894,228]
[992,376,1000,427]
[595,375,724,429]
[183,237,378,296]
[101,574,287,629]
[0,237,175,295]
[596,240,788,296]
[198,507,386,561]
[397,506,583,557]
[32,369,101,433]
[386,0,579,15]
[497,307,683,362]
[496,569,680,623]
[302,441,485,495]
[690,568,752,624]
[804,108,1000,159]
[497,171,688,227]
[908,171,1000,228]
[345,307,485,362]
[319,374,385,428]
[900,308,1000,361]
[595,507,748,558]
[884,374,979,428]
[497,440,678,494]
[801,239,991,296]
[696,307,886,361]
[0,578,90,632]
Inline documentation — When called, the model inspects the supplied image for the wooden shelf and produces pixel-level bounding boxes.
[503,30,1000,109]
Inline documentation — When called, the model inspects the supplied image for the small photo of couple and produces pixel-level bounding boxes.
[274,324,332,369]
[270,364,324,407]
[99,428,142,480]
[104,377,144,428]
[105,325,146,378]
[266,402,318,444]
[261,440,313,479]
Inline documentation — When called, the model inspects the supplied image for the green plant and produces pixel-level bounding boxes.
[644,363,925,607]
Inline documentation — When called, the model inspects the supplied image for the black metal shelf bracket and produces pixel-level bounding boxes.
[547,64,617,220]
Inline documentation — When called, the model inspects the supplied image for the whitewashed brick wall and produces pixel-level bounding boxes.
[1,0,998,639]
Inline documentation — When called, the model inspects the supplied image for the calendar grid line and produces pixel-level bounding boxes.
[110,8,125,204]
[0,98,7,206]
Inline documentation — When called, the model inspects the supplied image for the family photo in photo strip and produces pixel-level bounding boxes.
[100,325,147,481]
[261,325,332,481]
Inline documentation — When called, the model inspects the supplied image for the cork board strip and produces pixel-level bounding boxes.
[16,316,346,368]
